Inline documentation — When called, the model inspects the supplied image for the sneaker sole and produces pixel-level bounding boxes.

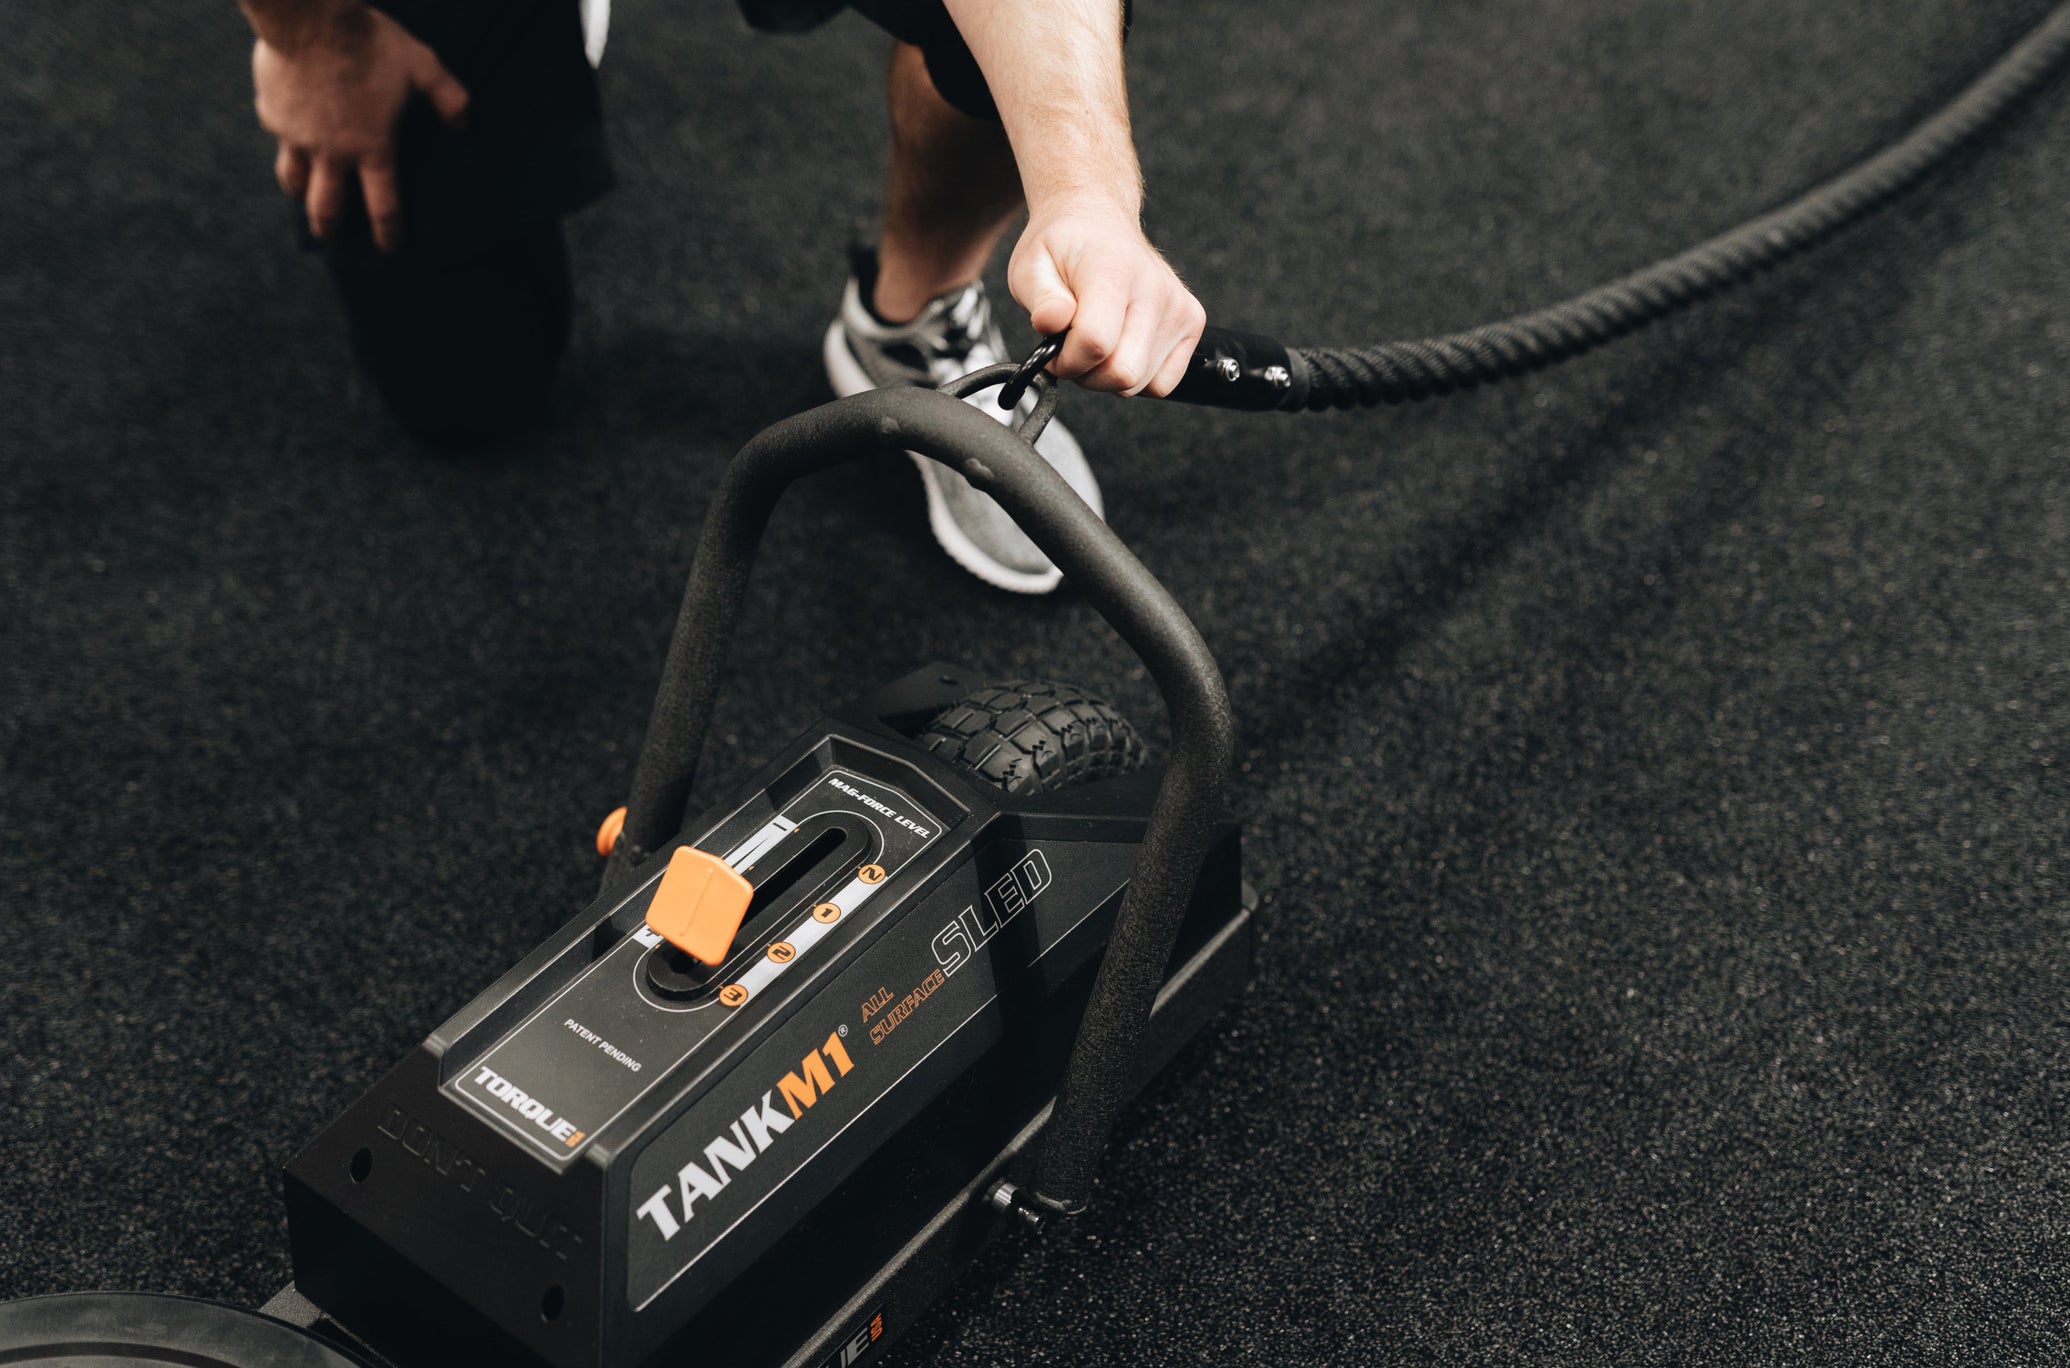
[822,320,1065,596]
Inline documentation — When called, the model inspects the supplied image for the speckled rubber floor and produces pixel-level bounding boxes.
[5,2,2068,1362]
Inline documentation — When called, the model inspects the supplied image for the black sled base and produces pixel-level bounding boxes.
[280,667,1250,1368]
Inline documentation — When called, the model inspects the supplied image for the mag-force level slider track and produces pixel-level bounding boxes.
[450,764,944,1166]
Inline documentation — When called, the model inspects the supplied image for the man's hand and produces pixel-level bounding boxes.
[1011,200,1206,397]
[249,4,468,252]
[944,0,1204,398]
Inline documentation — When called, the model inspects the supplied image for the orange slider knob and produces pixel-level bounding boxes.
[644,847,755,967]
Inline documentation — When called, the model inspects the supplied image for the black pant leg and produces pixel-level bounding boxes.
[325,217,574,449]
[302,0,609,447]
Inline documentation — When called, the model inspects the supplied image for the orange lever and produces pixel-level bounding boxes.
[596,806,628,859]
[645,847,755,967]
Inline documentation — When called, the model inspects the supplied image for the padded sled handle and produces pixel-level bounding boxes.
[607,382,1235,1219]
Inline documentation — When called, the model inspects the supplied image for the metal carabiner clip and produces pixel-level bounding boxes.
[998,331,1068,413]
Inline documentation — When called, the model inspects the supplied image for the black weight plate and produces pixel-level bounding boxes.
[0,1293,375,1366]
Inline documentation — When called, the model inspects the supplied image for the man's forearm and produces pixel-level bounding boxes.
[240,0,370,56]
[940,0,1142,219]
[944,0,1201,394]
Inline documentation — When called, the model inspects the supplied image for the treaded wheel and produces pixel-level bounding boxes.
[917,678,1146,796]
[0,1292,375,1365]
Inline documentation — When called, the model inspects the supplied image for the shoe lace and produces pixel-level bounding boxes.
[911,285,1006,384]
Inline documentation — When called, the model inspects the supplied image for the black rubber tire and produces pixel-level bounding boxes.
[0,1292,375,1365]
[917,679,1146,796]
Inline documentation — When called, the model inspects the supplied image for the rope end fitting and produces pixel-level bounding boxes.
[1166,327,1310,411]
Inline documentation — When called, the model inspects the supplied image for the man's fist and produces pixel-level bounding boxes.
[1008,201,1207,398]
[252,8,468,252]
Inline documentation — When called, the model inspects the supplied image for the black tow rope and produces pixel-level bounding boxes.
[1017,3,2070,414]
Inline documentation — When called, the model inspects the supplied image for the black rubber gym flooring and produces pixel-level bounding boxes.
[5,1,2068,1362]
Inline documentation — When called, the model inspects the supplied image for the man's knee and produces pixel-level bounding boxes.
[289,0,608,447]
[326,221,575,449]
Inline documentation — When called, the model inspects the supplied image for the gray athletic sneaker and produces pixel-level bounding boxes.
[823,260,1102,595]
